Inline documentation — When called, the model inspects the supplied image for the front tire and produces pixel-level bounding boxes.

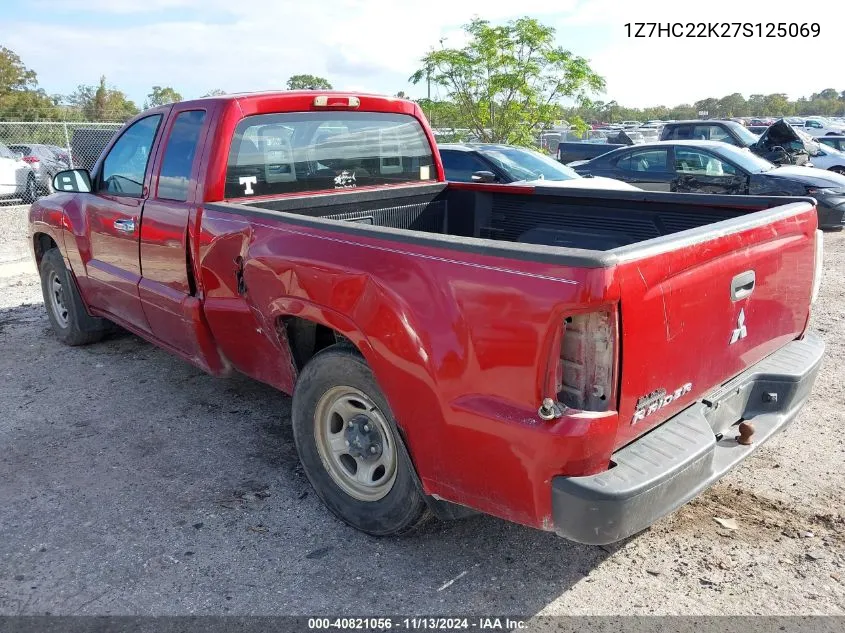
[291,345,431,536]
[40,248,109,346]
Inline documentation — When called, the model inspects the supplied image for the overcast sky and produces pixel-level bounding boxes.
[1,0,840,109]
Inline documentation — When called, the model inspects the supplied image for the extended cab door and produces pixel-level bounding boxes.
[80,113,165,332]
[138,108,212,357]
[671,147,749,194]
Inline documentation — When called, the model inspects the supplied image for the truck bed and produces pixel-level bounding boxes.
[217,182,811,260]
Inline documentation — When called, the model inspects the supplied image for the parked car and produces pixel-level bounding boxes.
[807,146,845,174]
[569,140,845,228]
[8,143,69,195]
[555,130,643,164]
[752,119,822,166]
[45,144,72,168]
[439,143,638,191]
[0,141,37,202]
[794,117,845,137]
[818,136,845,153]
[660,120,760,148]
[31,91,825,545]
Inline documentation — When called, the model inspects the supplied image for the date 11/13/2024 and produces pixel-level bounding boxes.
[625,22,820,38]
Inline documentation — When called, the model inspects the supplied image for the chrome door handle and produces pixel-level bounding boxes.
[731,270,755,301]
[114,218,136,234]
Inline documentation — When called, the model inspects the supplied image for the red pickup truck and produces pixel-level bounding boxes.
[29,91,825,544]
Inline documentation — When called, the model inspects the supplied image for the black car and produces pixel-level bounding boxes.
[660,120,760,148]
[570,140,845,229]
[819,136,845,153]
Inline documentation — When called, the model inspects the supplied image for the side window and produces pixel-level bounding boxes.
[807,120,822,129]
[675,148,737,176]
[440,151,491,182]
[617,149,669,173]
[100,115,162,197]
[0,143,14,159]
[672,125,693,140]
[157,110,207,201]
[703,126,733,144]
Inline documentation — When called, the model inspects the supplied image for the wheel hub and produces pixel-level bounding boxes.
[313,386,398,501]
[344,413,383,461]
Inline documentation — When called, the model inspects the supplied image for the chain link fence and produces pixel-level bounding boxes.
[0,121,125,171]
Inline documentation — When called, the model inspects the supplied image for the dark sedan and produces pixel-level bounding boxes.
[569,140,845,229]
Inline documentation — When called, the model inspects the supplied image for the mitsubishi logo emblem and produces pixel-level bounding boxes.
[730,308,747,345]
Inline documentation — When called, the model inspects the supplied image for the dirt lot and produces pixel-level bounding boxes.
[1,203,843,617]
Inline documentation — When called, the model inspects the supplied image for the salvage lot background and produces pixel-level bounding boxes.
[0,203,843,616]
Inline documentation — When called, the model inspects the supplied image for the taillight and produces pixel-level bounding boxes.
[21,155,40,165]
[546,308,618,414]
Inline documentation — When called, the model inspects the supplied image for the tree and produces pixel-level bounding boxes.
[410,17,605,145]
[66,76,139,121]
[718,93,747,118]
[286,74,332,90]
[0,46,38,94]
[763,93,791,116]
[814,88,838,101]
[693,97,720,117]
[0,46,61,120]
[145,85,182,108]
[202,88,227,97]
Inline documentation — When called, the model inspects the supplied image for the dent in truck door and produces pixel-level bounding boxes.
[138,108,213,360]
[79,114,163,332]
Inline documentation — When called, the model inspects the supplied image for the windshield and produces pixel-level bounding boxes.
[713,144,777,173]
[725,121,760,147]
[479,146,581,181]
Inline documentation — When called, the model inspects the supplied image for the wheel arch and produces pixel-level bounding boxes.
[32,231,59,269]
[267,298,445,495]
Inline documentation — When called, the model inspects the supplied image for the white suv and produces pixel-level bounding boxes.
[0,141,36,202]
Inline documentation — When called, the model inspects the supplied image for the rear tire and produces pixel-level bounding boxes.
[21,175,36,203]
[39,248,109,346]
[291,345,432,536]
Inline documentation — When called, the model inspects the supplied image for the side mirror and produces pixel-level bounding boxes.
[52,169,92,193]
[470,170,497,183]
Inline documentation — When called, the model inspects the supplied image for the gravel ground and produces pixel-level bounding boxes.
[0,203,843,618]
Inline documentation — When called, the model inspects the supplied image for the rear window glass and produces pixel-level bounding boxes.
[225,112,435,198]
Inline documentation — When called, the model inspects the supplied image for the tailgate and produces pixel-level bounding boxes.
[612,201,819,449]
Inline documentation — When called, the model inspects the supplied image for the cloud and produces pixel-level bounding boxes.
[2,0,841,110]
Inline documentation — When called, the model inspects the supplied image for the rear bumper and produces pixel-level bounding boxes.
[551,332,825,545]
